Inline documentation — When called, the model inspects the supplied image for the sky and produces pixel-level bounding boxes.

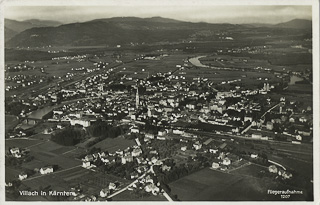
[4,4,312,24]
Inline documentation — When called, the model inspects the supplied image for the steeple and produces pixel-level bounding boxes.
[136,87,139,109]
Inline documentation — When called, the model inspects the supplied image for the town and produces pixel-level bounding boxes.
[4,12,313,201]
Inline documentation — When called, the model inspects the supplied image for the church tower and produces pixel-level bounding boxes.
[136,87,139,109]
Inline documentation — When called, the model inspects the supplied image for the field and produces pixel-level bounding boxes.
[169,167,309,201]
[5,166,23,181]
[5,138,43,150]
[5,115,19,132]
[92,136,135,153]
[21,140,80,170]
[175,66,281,90]
[230,164,268,178]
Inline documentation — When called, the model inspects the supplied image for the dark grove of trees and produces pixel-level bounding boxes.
[85,120,125,147]
[86,120,125,138]
[51,127,85,146]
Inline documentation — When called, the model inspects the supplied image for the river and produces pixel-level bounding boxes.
[189,56,209,68]
[289,75,304,85]
[27,105,56,119]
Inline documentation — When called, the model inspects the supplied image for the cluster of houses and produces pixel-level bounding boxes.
[268,165,293,180]
[17,166,54,181]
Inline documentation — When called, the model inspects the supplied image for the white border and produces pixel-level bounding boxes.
[0,1,318,205]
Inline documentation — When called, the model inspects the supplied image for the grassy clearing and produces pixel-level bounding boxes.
[169,167,308,201]
[5,138,43,150]
[92,136,135,153]
[5,115,19,132]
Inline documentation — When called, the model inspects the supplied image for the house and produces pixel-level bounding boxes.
[40,166,54,175]
[268,165,278,173]
[121,155,133,164]
[84,155,94,162]
[244,116,253,122]
[10,147,20,155]
[82,161,91,168]
[250,153,258,159]
[158,129,167,136]
[193,142,202,150]
[162,165,171,172]
[220,165,228,171]
[145,133,155,139]
[109,182,117,190]
[132,148,142,157]
[145,184,160,195]
[145,175,154,183]
[212,159,220,169]
[100,188,109,197]
[10,147,22,158]
[157,136,166,140]
[252,133,262,139]
[173,129,184,135]
[130,127,139,133]
[209,148,218,154]
[181,146,187,152]
[19,173,28,180]
[222,158,231,166]
[282,171,293,179]
[266,122,273,130]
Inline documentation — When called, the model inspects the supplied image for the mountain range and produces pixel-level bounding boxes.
[5,17,312,48]
[5,19,61,41]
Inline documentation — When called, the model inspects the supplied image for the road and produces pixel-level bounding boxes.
[241,102,282,134]
[107,168,150,199]
[107,159,173,201]
[23,165,82,181]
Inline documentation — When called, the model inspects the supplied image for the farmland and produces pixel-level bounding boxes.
[5,115,19,132]
[92,136,136,153]
[169,167,310,201]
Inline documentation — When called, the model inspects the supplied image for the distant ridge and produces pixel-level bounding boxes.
[5,19,62,41]
[5,17,311,47]
[274,19,312,30]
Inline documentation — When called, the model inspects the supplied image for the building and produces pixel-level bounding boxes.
[145,184,160,195]
[122,155,134,164]
[266,122,273,130]
[82,161,91,168]
[19,173,28,180]
[212,159,220,169]
[132,148,143,157]
[40,166,54,175]
[222,158,231,166]
[136,87,139,109]
[268,165,278,173]
[109,182,117,190]
[251,153,258,159]
[100,188,109,197]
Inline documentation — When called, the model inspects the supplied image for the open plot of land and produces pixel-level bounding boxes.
[17,140,81,169]
[5,115,19,132]
[5,166,23,181]
[179,68,280,88]
[169,167,308,201]
[230,163,267,178]
[5,138,43,150]
[93,136,135,153]
[200,55,271,69]
[22,172,73,191]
